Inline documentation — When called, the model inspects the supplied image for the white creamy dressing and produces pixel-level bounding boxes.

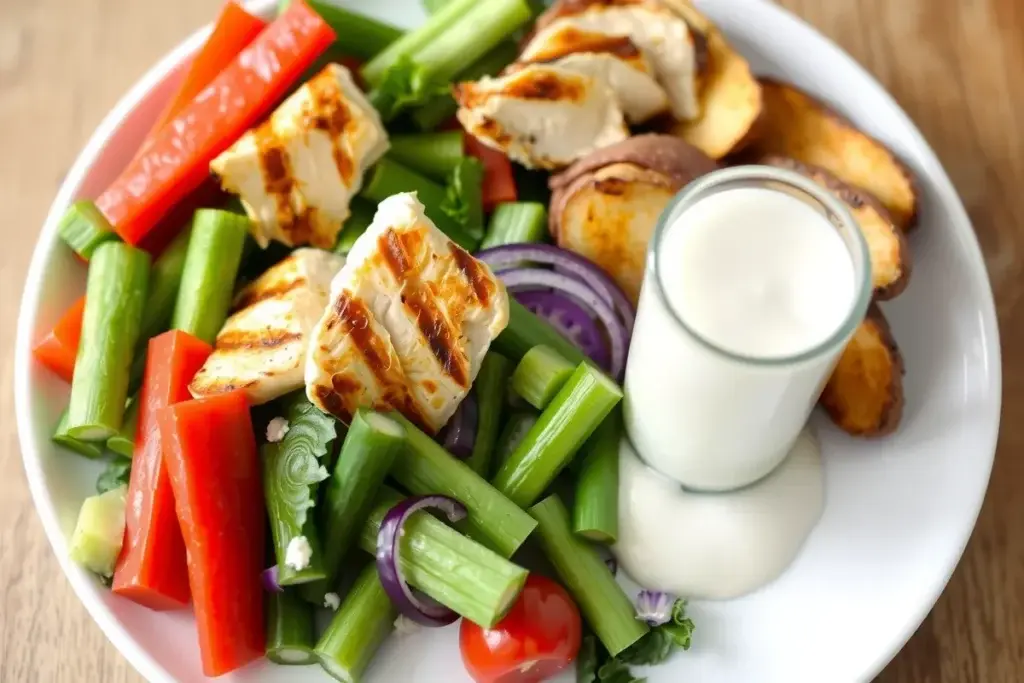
[615,430,824,599]
[618,183,861,598]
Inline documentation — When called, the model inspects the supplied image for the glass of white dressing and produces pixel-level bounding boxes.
[623,165,872,491]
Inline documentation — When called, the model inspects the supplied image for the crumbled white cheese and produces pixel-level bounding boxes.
[266,417,290,443]
[393,615,422,637]
[285,536,312,571]
[323,592,341,611]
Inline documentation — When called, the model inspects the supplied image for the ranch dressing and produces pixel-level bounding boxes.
[617,166,870,597]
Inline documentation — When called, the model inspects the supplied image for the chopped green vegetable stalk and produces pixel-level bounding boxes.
[302,410,406,605]
[422,0,454,13]
[390,414,537,558]
[493,363,623,508]
[511,345,576,410]
[333,199,377,256]
[411,41,518,131]
[69,486,128,577]
[315,563,397,683]
[170,209,248,345]
[294,0,403,60]
[127,225,192,391]
[106,396,139,458]
[494,411,538,474]
[57,200,117,260]
[443,157,485,241]
[529,495,647,656]
[361,158,478,251]
[493,299,588,367]
[53,410,106,459]
[481,202,549,249]
[361,0,478,86]
[359,486,528,628]
[466,353,512,477]
[573,409,622,544]
[388,131,465,182]
[413,0,532,87]
[266,588,317,665]
[96,458,132,495]
[66,242,150,441]
[264,394,337,586]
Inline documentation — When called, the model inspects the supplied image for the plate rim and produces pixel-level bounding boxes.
[14,1,1002,682]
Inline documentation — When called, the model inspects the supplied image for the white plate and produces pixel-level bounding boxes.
[15,0,1001,681]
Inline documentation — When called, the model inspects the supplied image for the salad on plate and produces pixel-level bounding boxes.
[34,0,919,680]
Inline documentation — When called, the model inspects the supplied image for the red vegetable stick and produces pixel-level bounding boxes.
[32,295,85,383]
[159,390,265,676]
[465,134,518,212]
[96,0,335,246]
[112,331,213,610]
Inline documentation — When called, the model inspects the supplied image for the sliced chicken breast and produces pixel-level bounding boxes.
[306,193,509,433]
[517,26,669,123]
[189,248,345,405]
[211,63,389,250]
[455,64,628,170]
[527,1,701,121]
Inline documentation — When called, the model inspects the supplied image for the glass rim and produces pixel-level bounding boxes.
[647,164,873,368]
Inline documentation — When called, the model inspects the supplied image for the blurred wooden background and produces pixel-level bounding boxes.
[0,0,1020,680]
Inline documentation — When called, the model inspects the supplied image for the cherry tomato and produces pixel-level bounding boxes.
[460,574,582,683]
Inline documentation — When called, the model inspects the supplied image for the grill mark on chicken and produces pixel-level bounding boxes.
[215,328,303,350]
[304,68,356,186]
[255,123,296,236]
[451,244,494,306]
[524,28,642,64]
[378,229,471,389]
[506,70,587,102]
[233,274,308,310]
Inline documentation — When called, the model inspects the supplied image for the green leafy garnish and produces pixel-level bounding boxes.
[369,55,449,122]
[440,157,485,241]
[96,459,131,495]
[577,600,695,682]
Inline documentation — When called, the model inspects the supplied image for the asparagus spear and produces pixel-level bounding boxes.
[573,408,622,544]
[301,410,405,605]
[466,353,512,477]
[493,363,622,508]
[390,414,537,558]
[530,495,647,656]
[511,345,575,410]
[66,242,150,441]
[359,486,527,628]
[170,209,248,345]
[315,564,397,682]
[266,588,317,665]
[57,200,117,260]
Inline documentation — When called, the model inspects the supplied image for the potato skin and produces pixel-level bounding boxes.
[745,79,920,231]
[820,304,905,437]
[759,155,912,300]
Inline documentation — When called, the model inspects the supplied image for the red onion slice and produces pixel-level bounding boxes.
[513,290,611,371]
[376,495,469,626]
[440,392,479,459]
[499,267,629,379]
[261,565,283,593]
[476,244,635,330]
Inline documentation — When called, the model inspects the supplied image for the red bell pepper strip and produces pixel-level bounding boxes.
[32,296,85,383]
[112,330,213,610]
[465,134,518,212]
[96,0,335,246]
[147,2,267,141]
[159,390,265,676]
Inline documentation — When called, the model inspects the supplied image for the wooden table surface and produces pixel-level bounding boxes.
[0,0,1021,681]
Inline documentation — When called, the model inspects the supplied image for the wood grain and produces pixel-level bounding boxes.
[0,0,1020,681]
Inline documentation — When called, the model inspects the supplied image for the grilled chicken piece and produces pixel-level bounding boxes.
[305,193,509,433]
[516,26,669,123]
[210,63,389,249]
[455,64,628,170]
[189,248,345,405]
[527,0,701,121]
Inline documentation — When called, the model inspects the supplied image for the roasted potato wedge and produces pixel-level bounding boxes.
[760,155,911,300]
[663,0,763,159]
[746,79,919,230]
[820,304,905,436]
[549,134,717,301]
